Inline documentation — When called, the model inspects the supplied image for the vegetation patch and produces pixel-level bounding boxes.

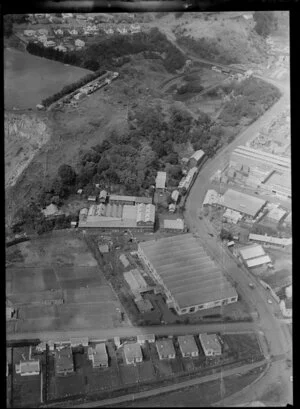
[176,34,239,64]
[26,28,186,74]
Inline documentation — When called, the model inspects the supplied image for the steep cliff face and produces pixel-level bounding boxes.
[5,112,51,188]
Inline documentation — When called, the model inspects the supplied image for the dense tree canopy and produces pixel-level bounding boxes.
[253,11,278,38]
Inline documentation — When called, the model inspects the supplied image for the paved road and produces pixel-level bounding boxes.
[60,361,267,408]
[183,68,292,406]
[7,322,255,342]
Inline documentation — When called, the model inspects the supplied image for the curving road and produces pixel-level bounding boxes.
[183,66,292,405]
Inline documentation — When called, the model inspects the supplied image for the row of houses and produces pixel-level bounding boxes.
[10,333,222,377]
[123,333,222,364]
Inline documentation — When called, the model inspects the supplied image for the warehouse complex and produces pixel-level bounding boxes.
[231,146,291,173]
[78,203,155,231]
[229,146,291,200]
[238,244,272,268]
[138,234,238,315]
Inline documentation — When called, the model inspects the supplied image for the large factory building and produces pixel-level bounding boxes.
[138,234,238,315]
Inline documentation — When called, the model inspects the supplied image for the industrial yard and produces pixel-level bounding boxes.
[7,332,264,407]
[5,9,291,408]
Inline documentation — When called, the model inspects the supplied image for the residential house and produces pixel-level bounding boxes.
[44,41,56,48]
[99,190,108,203]
[104,28,114,35]
[130,23,141,33]
[24,30,36,37]
[117,27,127,35]
[68,29,78,36]
[156,339,176,360]
[75,39,85,48]
[199,333,222,357]
[62,13,73,19]
[38,28,48,35]
[99,243,109,254]
[42,204,63,218]
[54,45,67,52]
[54,29,64,36]
[88,343,108,368]
[178,335,199,358]
[124,343,143,365]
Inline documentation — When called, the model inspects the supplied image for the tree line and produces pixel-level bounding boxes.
[39,67,106,107]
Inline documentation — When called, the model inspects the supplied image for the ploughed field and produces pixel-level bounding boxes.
[6,233,126,334]
[4,48,91,109]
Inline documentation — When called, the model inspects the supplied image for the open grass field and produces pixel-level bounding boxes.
[4,48,91,110]
[115,364,267,407]
[6,234,127,334]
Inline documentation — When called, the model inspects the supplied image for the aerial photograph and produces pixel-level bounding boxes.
[5,7,292,408]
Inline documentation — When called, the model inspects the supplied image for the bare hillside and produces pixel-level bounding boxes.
[148,12,269,65]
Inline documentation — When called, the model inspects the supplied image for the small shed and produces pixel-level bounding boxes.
[169,203,176,213]
[119,254,130,268]
[15,360,40,376]
[88,196,97,202]
[70,338,88,347]
[99,244,109,254]
[137,334,155,345]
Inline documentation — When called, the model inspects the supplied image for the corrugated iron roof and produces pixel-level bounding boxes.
[139,234,237,309]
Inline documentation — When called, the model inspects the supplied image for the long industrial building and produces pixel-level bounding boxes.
[137,234,238,315]
[231,146,291,173]
[78,203,155,231]
[221,189,266,218]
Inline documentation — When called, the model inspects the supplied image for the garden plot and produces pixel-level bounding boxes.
[6,234,126,334]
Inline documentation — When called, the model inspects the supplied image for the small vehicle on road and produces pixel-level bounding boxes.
[290,375,293,382]
[249,283,255,289]
[267,299,273,304]
[208,233,214,237]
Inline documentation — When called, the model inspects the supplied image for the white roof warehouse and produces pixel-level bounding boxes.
[221,189,266,218]
[138,234,238,315]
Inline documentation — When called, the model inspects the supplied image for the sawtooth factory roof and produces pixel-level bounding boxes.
[139,234,237,309]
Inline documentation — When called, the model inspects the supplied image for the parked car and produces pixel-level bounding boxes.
[267,299,273,304]
[249,283,255,289]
